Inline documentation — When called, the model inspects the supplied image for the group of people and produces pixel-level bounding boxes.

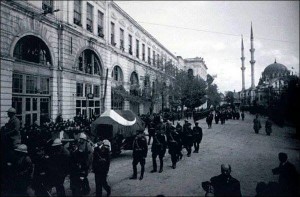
[253,114,273,135]
[1,107,299,197]
[131,117,203,180]
[1,108,111,197]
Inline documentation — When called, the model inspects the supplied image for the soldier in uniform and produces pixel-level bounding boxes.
[192,122,203,153]
[2,107,21,148]
[11,144,33,197]
[151,127,167,173]
[148,121,155,145]
[175,122,183,160]
[130,130,148,180]
[184,123,193,157]
[93,139,111,197]
[47,138,70,196]
[168,126,180,169]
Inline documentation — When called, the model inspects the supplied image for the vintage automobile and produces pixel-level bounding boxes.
[91,109,145,155]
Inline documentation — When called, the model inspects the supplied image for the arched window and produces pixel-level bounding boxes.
[130,72,139,86]
[188,69,194,76]
[77,49,102,75]
[111,66,123,82]
[13,35,52,65]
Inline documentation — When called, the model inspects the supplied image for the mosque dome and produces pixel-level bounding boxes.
[262,60,290,81]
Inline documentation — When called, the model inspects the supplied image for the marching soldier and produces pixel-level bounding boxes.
[11,144,33,197]
[192,122,203,153]
[175,122,183,160]
[130,129,148,180]
[151,127,167,173]
[93,139,111,197]
[47,138,70,196]
[184,123,193,157]
[168,126,180,169]
[148,121,155,145]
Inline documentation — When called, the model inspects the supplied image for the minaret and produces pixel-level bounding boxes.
[250,22,256,88]
[241,35,245,90]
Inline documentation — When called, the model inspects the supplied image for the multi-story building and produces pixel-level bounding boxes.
[0,0,207,126]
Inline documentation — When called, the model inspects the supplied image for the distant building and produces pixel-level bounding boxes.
[0,0,209,126]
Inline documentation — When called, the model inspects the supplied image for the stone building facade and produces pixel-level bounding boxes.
[0,0,207,126]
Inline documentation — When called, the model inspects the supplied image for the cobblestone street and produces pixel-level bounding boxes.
[63,112,300,196]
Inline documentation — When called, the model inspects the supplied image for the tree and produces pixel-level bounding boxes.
[207,84,221,108]
[169,70,207,113]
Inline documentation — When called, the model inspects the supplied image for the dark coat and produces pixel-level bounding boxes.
[192,125,203,142]
[132,135,148,158]
[272,161,299,195]
[210,174,242,197]
[3,116,21,147]
[151,133,167,154]
[93,145,110,175]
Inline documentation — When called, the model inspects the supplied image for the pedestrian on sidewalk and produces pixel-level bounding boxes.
[265,118,272,136]
[241,111,245,121]
[253,114,261,134]
[130,129,148,180]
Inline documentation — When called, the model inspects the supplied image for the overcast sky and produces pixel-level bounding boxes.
[116,1,299,93]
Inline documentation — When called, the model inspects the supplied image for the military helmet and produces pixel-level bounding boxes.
[52,138,62,146]
[79,132,87,140]
[7,107,16,113]
[14,144,28,153]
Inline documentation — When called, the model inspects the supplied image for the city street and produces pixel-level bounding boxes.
[62,112,300,196]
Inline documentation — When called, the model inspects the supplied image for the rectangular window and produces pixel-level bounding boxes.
[128,34,132,55]
[86,3,93,32]
[94,85,100,97]
[136,39,139,58]
[142,44,145,61]
[153,51,156,66]
[148,47,151,64]
[76,83,83,97]
[111,22,115,45]
[42,0,53,13]
[74,0,82,26]
[120,28,124,50]
[26,75,38,94]
[97,11,104,37]
[85,84,92,96]
[40,77,49,94]
[12,73,23,93]
[157,54,160,67]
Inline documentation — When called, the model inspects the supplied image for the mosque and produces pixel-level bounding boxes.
[239,24,291,107]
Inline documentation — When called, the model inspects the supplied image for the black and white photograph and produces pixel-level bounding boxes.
[1,0,299,196]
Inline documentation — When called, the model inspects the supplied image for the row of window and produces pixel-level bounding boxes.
[76,82,100,98]
[110,22,172,68]
[74,0,104,37]
[13,73,50,95]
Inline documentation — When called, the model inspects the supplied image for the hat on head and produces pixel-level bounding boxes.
[7,107,16,113]
[195,122,199,125]
[14,144,28,153]
[52,138,62,146]
[185,120,188,122]
[79,132,87,140]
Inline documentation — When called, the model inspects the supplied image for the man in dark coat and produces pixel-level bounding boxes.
[253,114,261,134]
[93,140,111,197]
[2,108,21,150]
[241,111,245,121]
[192,122,203,153]
[9,144,33,197]
[130,130,148,180]
[175,122,183,160]
[151,128,167,173]
[148,121,155,145]
[168,126,181,169]
[265,118,272,136]
[183,123,193,157]
[210,164,242,197]
[46,138,70,197]
[272,152,299,196]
